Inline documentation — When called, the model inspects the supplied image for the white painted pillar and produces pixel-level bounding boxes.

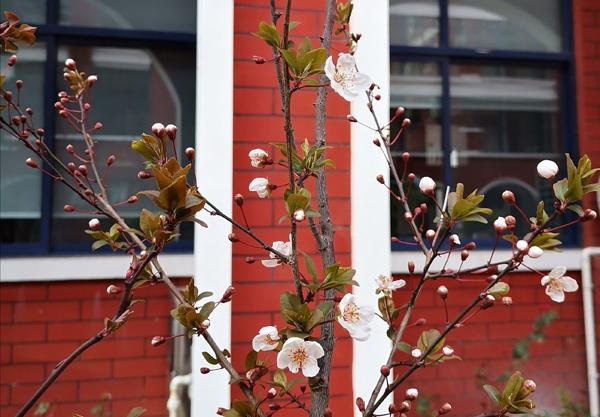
[191,1,234,416]
[350,1,392,416]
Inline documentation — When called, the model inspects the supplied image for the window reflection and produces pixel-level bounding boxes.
[51,46,196,246]
[389,0,439,47]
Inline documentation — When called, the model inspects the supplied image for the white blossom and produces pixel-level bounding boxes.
[541,266,579,303]
[249,149,269,168]
[337,293,374,341]
[88,218,100,230]
[516,240,529,252]
[375,275,406,293]
[249,177,271,198]
[293,209,305,222]
[419,176,436,194]
[493,216,507,232]
[261,238,292,268]
[276,337,324,377]
[324,53,372,101]
[411,348,422,358]
[528,246,544,258]
[252,326,280,352]
[536,160,559,179]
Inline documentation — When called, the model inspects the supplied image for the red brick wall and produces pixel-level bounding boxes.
[231,0,354,414]
[393,271,589,416]
[0,280,181,417]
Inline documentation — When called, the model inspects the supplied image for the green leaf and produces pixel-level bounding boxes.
[252,21,281,48]
[125,407,146,417]
[396,341,412,354]
[245,350,257,371]
[202,351,219,365]
[483,384,500,404]
[273,368,287,387]
[501,371,524,407]
[302,252,318,283]
[198,301,216,321]
[91,240,108,251]
[488,282,510,298]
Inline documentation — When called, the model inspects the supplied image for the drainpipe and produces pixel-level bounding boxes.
[582,247,600,417]
[167,374,192,417]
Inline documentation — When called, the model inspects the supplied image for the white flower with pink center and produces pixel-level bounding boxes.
[252,326,280,352]
[324,53,372,101]
[338,293,374,341]
[541,266,578,303]
[276,337,324,377]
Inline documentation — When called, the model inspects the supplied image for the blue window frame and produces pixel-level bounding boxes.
[389,0,579,249]
[1,1,196,255]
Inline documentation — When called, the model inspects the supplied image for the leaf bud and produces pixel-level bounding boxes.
[64,204,75,212]
[376,174,385,184]
[439,403,452,415]
[151,336,166,347]
[437,285,448,300]
[380,365,390,377]
[502,190,516,205]
[346,114,357,123]
[166,124,177,141]
[25,158,38,168]
[185,147,196,160]
[106,284,121,295]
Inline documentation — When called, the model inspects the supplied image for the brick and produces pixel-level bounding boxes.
[12,341,78,364]
[14,301,80,323]
[1,323,46,343]
[57,359,112,381]
[0,345,11,364]
[112,357,168,378]
[81,339,146,360]
[78,378,146,401]
[11,381,78,405]
[0,364,45,384]
[0,284,47,302]
[0,303,13,323]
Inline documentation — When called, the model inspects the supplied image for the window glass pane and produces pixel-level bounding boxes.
[51,45,196,247]
[390,0,439,47]
[0,44,45,244]
[59,0,196,33]
[1,0,46,25]
[390,61,442,239]
[450,63,563,241]
[449,0,562,52]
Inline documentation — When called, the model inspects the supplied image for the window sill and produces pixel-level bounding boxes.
[391,248,583,274]
[0,254,193,282]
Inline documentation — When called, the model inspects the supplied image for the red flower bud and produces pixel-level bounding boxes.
[127,195,138,204]
[380,365,390,377]
[16,79,23,88]
[200,367,210,374]
[8,55,17,66]
[138,170,152,179]
[346,114,357,123]
[408,261,415,274]
[228,233,239,243]
[64,205,75,212]
[324,408,333,417]
[395,107,405,117]
[252,55,266,64]
[25,158,38,168]
[376,174,385,184]
[356,397,365,412]
[67,162,76,172]
[245,256,256,264]
[151,336,166,347]
[220,286,236,303]
[234,194,244,206]
[439,403,452,415]
[106,154,116,166]
[166,124,177,141]
[461,249,469,261]
[106,284,121,295]
[94,122,103,130]
[185,147,195,160]
[414,318,426,326]
[373,138,381,147]
[402,118,411,128]
[78,165,88,176]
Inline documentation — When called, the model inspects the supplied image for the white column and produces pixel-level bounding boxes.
[191,1,234,416]
[350,1,392,415]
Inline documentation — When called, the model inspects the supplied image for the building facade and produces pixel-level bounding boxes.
[1,1,599,417]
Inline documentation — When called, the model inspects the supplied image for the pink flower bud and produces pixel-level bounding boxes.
[94,122,103,130]
[414,318,426,326]
[400,401,411,412]
[67,162,76,172]
[380,365,390,377]
[267,388,277,399]
[78,165,88,176]
[376,174,385,184]
[8,55,17,66]
[200,367,210,374]
[583,209,597,222]
[252,55,266,64]
[65,58,76,70]
[537,160,559,179]
[165,124,177,141]
[404,212,413,221]
[411,348,422,358]
[402,152,410,162]
[439,403,452,415]
[408,261,415,274]
[442,345,454,356]
[234,194,244,206]
[228,233,239,243]
[419,177,436,195]
[372,138,381,147]
[151,336,166,347]
[346,114,357,123]
[405,388,419,401]
[502,296,513,305]
[106,154,116,166]
[293,208,305,222]
[356,398,365,412]
[138,170,152,179]
[481,294,495,309]
[127,195,138,204]
[502,190,516,204]
[106,284,121,295]
[220,286,236,303]
[516,240,529,252]
[395,107,405,117]
[152,122,165,137]
[200,319,211,330]
[493,217,507,233]
[185,147,195,160]
[528,246,543,258]
[425,229,435,241]
[449,234,461,246]
[505,215,516,229]
[88,218,101,231]
[523,379,536,392]
[461,249,469,261]
[402,118,411,128]
[437,285,448,299]
[25,158,38,168]
[245,256,256,264]
[64,205,75,212]
[16,79,23,88]
[59,109,68,118]
[86,75,98,87]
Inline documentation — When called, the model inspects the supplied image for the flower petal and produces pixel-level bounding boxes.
[336,53,356,71]
[549,266,566,279]
[305,340,325,359]
[261,259,280,268]
[545,286,565,303]
[324,56,336,81]
[540,275,551,286]
[301,357,320,377]
[352,72,372,93]
[559,276,579,292]
[276,349,290,369]
[252,334,266,352]
[389,279,406,290]
[259,325,277,335]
